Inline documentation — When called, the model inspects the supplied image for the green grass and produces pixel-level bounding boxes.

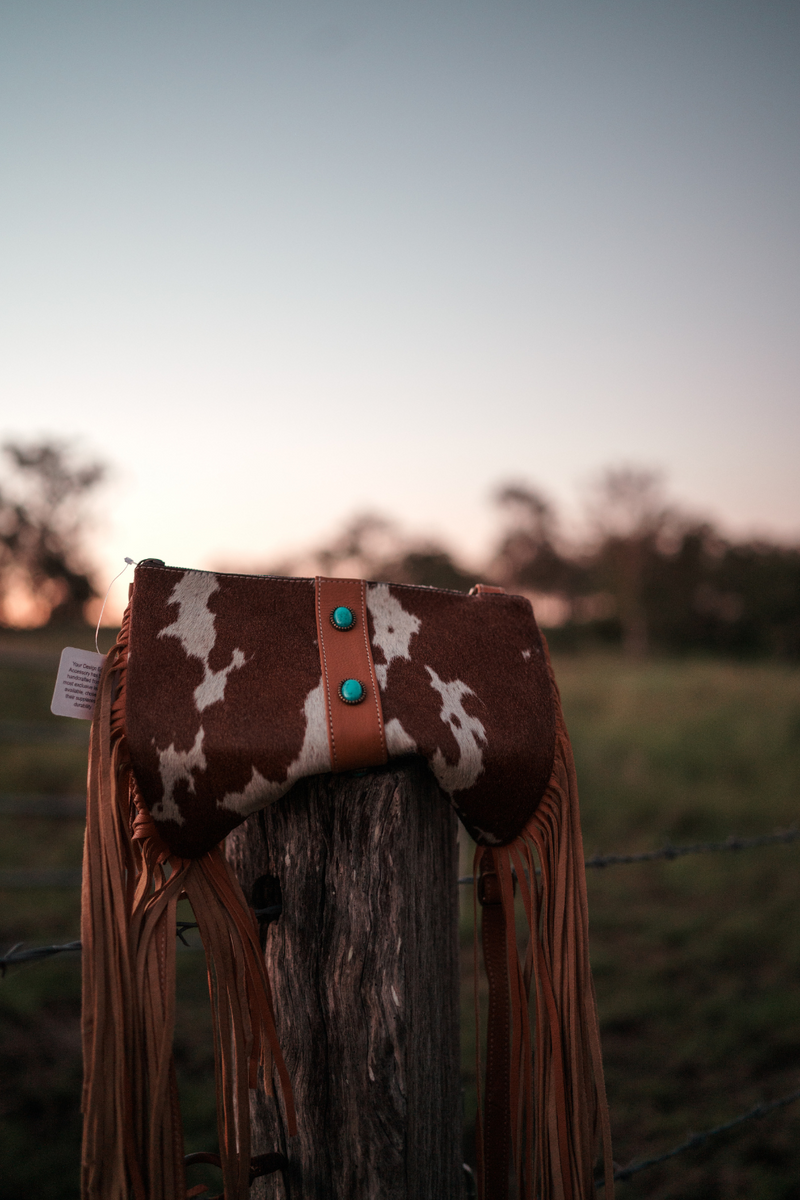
[2,631,800,1198]
[456,654,800,1197]
[560,654,800,1199]
[0,626,219,1200]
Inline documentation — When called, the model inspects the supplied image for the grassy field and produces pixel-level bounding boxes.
[1,627,799,1198]
[557,655,800,1199]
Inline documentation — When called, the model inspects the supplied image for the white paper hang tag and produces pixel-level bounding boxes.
[51,648,106,719]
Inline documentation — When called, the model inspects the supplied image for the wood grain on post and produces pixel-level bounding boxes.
[226,758,462,1200]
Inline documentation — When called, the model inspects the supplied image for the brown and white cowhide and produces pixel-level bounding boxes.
[125,564,556,858]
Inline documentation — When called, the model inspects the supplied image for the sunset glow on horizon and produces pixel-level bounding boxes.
[1,0,798,607]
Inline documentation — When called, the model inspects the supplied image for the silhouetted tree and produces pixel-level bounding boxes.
[381,546,477,592]
[586,467,673,657]
[315,513,399,578]
[703,539,800,657]
[238,471,800,659]
[490,482,589,609]
[310,512,477,592]
[0,440,105,626]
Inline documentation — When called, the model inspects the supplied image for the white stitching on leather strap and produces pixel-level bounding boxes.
[316,580,339,770]
[358,579,386,759]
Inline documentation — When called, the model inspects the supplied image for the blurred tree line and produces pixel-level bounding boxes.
[1,441,798,658]
[291,466,800,660]
[0,440,103,627]
[488,470,800,659]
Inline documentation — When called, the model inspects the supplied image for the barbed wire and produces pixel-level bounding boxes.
[596,1085,800,1188]
[3,657,798,1186]
[0,906,283,974]
[3,960,797,1190]
[0,940,82,975]
[5,828,797,965]
[1,828,796,893]
[583,827,800,869]
[3,827,799,1187]
[457,827,800,883]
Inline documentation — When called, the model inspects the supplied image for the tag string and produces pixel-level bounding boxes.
[95,558,137,655]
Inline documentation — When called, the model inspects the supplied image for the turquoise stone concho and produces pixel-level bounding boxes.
[330,605,355,631]
[338,678,365,704]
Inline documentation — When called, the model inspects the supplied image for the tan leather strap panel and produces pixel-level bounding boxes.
[315,577,388,773]
[478,849,512,1200]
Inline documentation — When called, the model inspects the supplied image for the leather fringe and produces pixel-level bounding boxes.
[80,617,295,1200]
[474,664,614,1200]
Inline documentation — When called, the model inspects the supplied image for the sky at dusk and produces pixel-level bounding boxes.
[1,0,798,599]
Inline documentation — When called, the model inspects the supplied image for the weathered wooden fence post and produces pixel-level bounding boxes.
[226,757,463,1200]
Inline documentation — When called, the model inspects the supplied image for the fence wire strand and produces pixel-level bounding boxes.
[0,906,283,972]
[456,826,799,883]
[0,940,82,975]
[3,824,799,1187]
[583,827,800,870]
[597,1086,800,1187]
[1,829,796,891]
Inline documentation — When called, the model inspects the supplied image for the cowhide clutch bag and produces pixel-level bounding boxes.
[124,562,557,858]
[80,562,613,1200]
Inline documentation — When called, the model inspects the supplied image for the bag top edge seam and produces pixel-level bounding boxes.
[136,562,517,602]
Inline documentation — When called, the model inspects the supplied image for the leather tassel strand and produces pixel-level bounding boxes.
[83,590,609,1199]
[474,668,614,1200]
[80,620,294,1200]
